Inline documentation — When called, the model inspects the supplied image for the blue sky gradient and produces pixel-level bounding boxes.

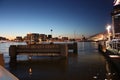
[0,0,114,39]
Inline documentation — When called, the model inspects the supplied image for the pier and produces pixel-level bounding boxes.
[9,44,68,62]
[9,42,78,62]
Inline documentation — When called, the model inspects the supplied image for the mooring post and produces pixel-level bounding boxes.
[73,42,78,54]
[9,45,17,63]
[60,44,68,57]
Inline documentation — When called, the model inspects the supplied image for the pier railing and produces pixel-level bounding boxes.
[98,40,120,55]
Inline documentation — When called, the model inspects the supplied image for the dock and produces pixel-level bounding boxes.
[98,40,120,73]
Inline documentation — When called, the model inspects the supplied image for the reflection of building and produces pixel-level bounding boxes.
[111,0,120,38]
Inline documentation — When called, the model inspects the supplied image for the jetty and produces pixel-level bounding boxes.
[9,42,77,62]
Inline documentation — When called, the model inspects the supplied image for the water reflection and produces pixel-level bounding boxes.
[29,68,32,75]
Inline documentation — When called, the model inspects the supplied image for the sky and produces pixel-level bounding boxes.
[0,0,114,39]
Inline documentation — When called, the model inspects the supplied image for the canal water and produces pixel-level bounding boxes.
[0,42,120,80]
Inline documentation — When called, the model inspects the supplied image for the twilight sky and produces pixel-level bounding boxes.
[0,0,114,39]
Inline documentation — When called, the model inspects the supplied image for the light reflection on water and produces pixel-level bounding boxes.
[0,42,120,80]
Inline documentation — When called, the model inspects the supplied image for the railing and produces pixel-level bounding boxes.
[109,41,120,55]
[98,40,120,55]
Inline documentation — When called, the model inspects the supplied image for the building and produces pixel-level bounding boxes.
[26,33,39,44]
[111,0,120,38]
[62,37,68,41]
[47,35,52,39]
[0,37,7,40]
[39,34,47,41]
[15,36,23,42]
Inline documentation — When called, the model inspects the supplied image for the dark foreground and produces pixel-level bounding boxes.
[5,42,120,80]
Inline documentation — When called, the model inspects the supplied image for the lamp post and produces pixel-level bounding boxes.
[50,29,53,37]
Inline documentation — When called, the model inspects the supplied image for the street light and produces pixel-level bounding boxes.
[106,25,111,33]
[106,25,111,41]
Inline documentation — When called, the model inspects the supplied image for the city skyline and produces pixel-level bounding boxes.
[0,0,114,39]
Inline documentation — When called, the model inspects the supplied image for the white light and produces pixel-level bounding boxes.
[106,25,111,41]
[114,0,120,6]
[29,68,32,75]
[109,55,120,58]
[93,76,97,79]
[106,25,111,36]
[106,25,111,33]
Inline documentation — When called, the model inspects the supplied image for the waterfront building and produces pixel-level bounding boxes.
[15,36,23,42]
[0,37,7,40]
[39,34,47,41]
[111,0,120,38]
[62,37,68,41]
[26,33,39,44]
[48,35,52,39]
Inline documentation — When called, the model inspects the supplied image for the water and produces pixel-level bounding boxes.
[0,42,120,80]
[0,42,27,63]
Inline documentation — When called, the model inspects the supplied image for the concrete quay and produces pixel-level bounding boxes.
[98,41,120,74]
[0,54,19,80]
[0,54,4,67]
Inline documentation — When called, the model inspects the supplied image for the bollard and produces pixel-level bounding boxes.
[9,45,17,63]
[60,44,68,57]
[73,42,78,54]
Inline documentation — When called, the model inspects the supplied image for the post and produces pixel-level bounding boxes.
[73,42,78,53]
[9,45,17,63]
[60,44,68,57]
